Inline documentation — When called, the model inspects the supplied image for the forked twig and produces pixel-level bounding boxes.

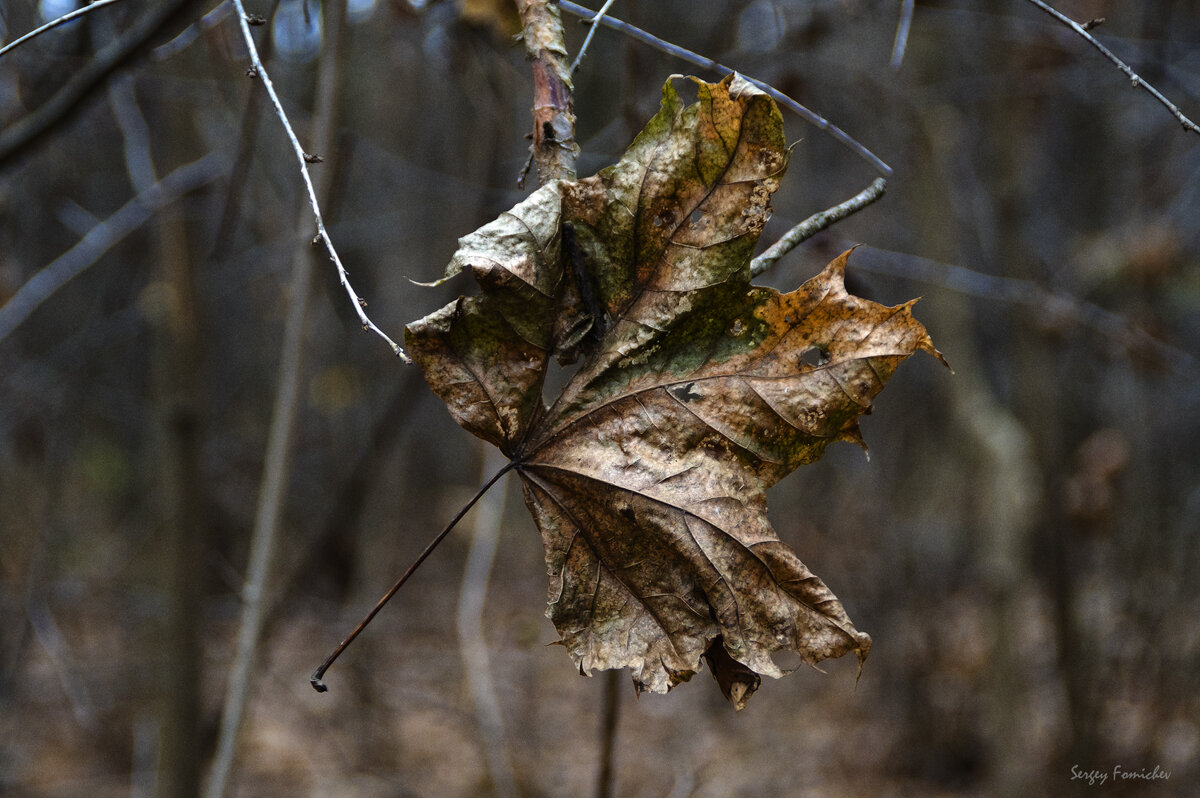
[750,178,887,277]
[227,0,410,360]
[568,0,616,75]
[0,0,125,58]
[557,0,892,177]
[1021,0,1200,135]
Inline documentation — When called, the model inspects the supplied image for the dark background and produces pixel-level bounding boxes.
[2,0,1198,795]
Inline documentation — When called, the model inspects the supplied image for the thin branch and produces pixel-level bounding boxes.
[203,219,315,798]
[212,1,280,259]
[0,0,126,59]
[0,153,222,344]
[0,0,197,166]
[750,178,887,277]
[205,5,346,795]
[1021,0,1200,135]
[569,0,616,75]
[227,0,410,361]
[26,573,98,730]
[151,1,234,61]
[851,246,1200,377]
[456,445,518,798]
[108,74,157,192]
[558,1,892,178]
[890,0,915,70]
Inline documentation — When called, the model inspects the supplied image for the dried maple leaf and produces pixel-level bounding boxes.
[406,74,944,708]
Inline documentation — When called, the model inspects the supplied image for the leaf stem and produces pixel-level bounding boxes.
[309,459,519,691]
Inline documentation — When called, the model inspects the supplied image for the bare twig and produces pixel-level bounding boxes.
[890,0,915,70]
[151,1,234,61]
[205,5,344,796]
[456,445,518,798]
[0,0,126,58]
[750,178,887,277]
[108,75,157,193]
[569,0,616,75]
[850,246,1200,377]
[0,153,222,344]
[1021,0,1200,135]
[557,1,892,177]
[212,1,281,259]
[0,0,195,166]
[227,0,409,360]
[203,217,315,798]
[26,554,98,730]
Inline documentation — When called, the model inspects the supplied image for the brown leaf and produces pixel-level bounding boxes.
[406,74,944,706]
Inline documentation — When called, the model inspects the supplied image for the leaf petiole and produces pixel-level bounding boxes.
[310,459,519,692]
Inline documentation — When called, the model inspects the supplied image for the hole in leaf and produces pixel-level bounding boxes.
[542,357,574,406]
[771,649,805,672]
[670,382,703,403]
[800,345,830,368]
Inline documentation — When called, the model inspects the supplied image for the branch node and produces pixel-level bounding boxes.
[1082,17,1105,31]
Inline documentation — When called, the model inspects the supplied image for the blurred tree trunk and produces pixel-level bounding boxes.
[153,178,205,798]
[903,14,1049,794]
[911,137,1041,798]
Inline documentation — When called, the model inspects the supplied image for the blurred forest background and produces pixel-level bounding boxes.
[2,0,1199,796]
